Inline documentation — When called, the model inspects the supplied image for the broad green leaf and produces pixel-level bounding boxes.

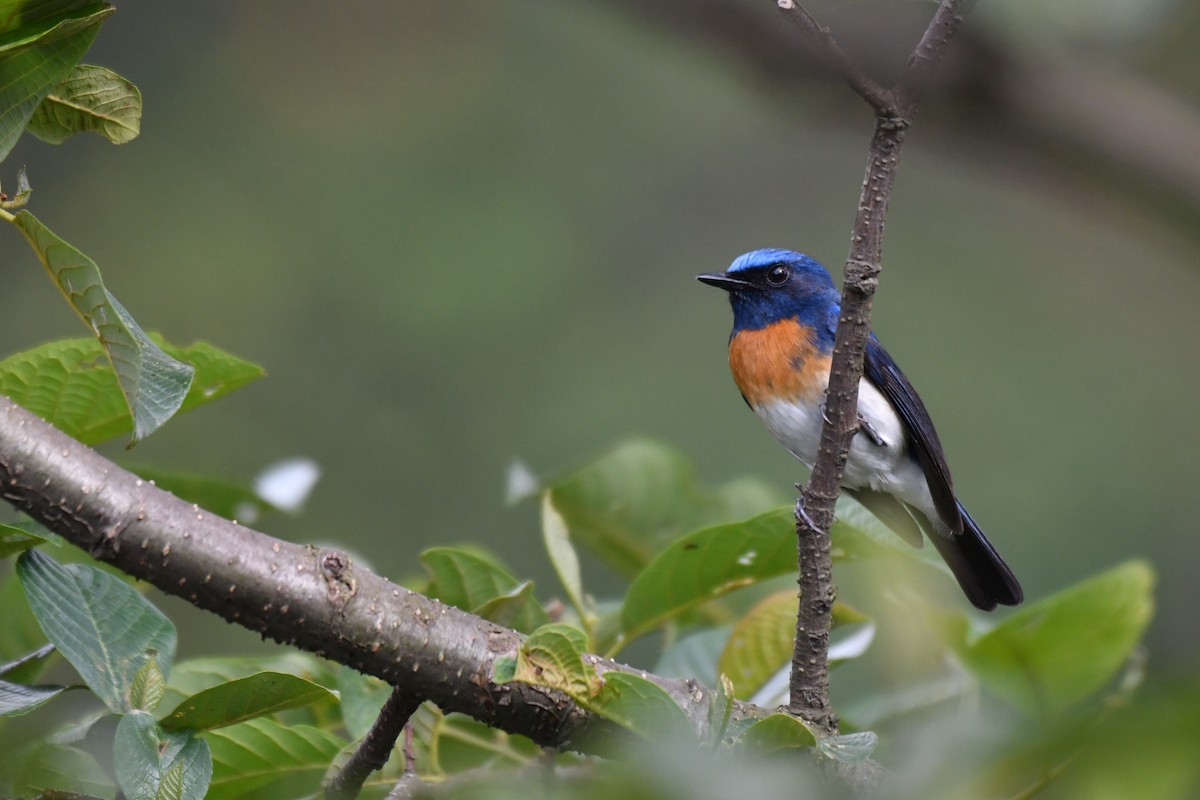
[27,63,140,144]
[541,493,588,621]
[719,590,796,699]
[161,653,332,715]
[129,657,165,712]
[654,627,728,687]
[510,623,599,699]
[335,666,392,740]
[960,560,1155,717]
[581,673,691,743]
[738,713,817,753]
[420,547,548,633]
[0,520,60,558]
[17,549,177,712]
[160,671,337,733]
[428,712,540,775]
[114,711,211,800]
[471,580,549,632]
[620,508,796,640]
[205,717,344,800]
[708,673,735,746]
[0,336,263,445]
[718,591,872,700]
[0,741,114,799]
[121,464,278,523]
[11,210,195,441]
[545,439,786,578]
[0,641,56,683]
[0,3,113,162]
[0,676,68,715]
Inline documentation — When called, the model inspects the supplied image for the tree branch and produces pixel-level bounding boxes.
[774,0,969,736]
[775,0,899,117]
[0,396,757,752]
[325,686,422,800]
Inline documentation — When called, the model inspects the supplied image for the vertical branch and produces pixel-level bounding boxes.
[775,0,968,736]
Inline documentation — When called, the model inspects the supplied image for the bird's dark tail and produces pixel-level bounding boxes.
[928,502,1023,611]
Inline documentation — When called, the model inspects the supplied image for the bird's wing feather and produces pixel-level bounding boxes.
[862,335,963,534]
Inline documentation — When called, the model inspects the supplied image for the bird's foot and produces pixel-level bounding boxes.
[857,413,885,447]
[795,496,822,532]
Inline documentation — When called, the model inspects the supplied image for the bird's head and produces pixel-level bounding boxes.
[697,249,839,334]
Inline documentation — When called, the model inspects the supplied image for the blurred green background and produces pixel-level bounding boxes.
[2,0,1198,675]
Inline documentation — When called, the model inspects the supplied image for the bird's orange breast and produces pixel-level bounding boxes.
[728,319,831,407]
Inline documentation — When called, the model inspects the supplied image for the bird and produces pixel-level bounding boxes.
[698,248,1022,611]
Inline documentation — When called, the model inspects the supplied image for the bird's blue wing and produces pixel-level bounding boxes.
[862,334,963,534]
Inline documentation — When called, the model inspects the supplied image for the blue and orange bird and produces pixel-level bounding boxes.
[698,248,1022,611]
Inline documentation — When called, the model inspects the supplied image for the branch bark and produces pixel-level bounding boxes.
[0,396,756,752]
[774,0,968,736]
[325,686,422,800]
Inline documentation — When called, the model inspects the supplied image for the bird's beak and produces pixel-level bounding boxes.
[696,272,753,291]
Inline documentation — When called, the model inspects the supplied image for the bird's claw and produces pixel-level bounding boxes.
[857,413,885,447]
[795,497,821,532]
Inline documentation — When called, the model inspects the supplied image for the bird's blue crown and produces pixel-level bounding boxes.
[724,249,838,347]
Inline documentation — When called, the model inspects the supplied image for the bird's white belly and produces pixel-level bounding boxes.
[753,378,927,502]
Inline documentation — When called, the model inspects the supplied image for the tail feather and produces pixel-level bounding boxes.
[927,502,1022,611]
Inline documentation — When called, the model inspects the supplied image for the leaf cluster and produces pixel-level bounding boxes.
[0,3,1180,799]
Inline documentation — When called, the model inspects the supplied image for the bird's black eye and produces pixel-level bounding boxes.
[766,263,791,286]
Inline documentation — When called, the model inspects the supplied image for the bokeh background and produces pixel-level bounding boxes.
[2,0,1198,677]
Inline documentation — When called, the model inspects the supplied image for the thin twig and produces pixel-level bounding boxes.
[774,0,972,736]
[325,686,423,800]
[775,0,900,119]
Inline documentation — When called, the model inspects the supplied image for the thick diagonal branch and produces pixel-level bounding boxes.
[0,396,752,752]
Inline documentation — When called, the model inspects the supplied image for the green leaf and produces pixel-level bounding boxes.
[160,671,337,733]
[0,676,69,715]
[960,560,1155,717]
[10,210,195,442]
[334,666,392,740]
[620,508,796,640]
[17,549,177,712]
[738,713,818,754]
[545,439,786,578]
[129,657,166,712]
[541,493,588,622]
[509,623,599,699]
[160,653,332,715]
[708,674,735,746]
[0,741,114,799]
[718,590,796,700]
[653,627,728,687]
[717,591,872,700]
[114,711,211,800]
[0,520,60,558]
[420,547,548,633]
[26,62,140,144]
[0,2,113,162]
[471,580,548,632]
[205,718,344,800]
[0,336,263,445]
[581,672,691,742]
